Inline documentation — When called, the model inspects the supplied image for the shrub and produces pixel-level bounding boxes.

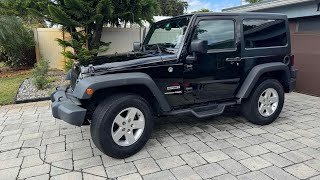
[32,58,49,90]
[0,16,36,68]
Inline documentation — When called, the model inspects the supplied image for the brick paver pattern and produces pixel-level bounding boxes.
[0,92,320,179]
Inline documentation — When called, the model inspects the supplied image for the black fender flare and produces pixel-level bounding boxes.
[236,62,290,99]
[73,72,171,112]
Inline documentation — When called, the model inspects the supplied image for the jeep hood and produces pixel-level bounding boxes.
[80,53,176,74]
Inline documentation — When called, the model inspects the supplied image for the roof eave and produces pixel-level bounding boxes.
[223,0,313,12]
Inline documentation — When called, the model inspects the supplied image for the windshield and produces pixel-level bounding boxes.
[144,16,191,53]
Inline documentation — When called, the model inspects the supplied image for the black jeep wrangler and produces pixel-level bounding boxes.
[51,12,297,158]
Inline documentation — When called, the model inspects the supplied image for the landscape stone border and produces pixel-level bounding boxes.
[15,76,66,104]
[15,96,51,104]
[14,78,51,104]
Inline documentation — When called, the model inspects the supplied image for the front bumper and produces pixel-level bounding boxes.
[51,85,87,126]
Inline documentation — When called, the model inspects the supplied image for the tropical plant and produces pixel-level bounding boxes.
[0,16,36,67]
[1,0,160,66]
[245,0,263,3]
[157,0,188,16]
[191,8,211,13]
[0,0,46,27]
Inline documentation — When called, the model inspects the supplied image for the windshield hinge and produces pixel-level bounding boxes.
[88,64,95,74]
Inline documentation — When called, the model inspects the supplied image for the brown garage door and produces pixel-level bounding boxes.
[290,18,320,96]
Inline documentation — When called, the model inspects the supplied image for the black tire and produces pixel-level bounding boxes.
[242,79,284,125]
[90,93,153,158]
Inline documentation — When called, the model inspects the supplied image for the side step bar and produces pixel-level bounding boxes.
[165,102,236,118]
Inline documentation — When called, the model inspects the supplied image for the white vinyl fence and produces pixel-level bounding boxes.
[99,27,145,55]
[34,26,183,70]
[33,27,146,70]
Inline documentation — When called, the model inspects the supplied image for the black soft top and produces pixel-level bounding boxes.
[156,12,287,25]
[192,12,287,18]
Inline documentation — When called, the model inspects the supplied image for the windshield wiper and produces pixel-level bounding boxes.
[163,48,176,54]
[144,44,162,54]
[145,43,176,54]
[155,44,162,54]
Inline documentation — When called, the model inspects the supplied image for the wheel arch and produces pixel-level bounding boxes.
[237,62,290,99]
[91,85,163,114]
[73,72,171,113]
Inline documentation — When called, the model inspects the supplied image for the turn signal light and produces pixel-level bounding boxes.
[86,88,94,95]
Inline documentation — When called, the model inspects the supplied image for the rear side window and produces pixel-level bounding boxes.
[243,19,287,49]
[193,20,235,50]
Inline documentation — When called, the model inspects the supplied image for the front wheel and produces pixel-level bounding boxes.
[242,79,284,125]
[90,94,153,158]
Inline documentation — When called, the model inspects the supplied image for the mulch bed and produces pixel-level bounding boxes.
[0,67,31,78]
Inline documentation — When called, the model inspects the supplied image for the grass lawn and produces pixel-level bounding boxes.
[0,74,29,105]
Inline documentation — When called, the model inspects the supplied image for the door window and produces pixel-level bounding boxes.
[193,20,235,50]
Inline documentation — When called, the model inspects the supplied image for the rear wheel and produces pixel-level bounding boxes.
[242,79,284,125]
[90,94,153,158]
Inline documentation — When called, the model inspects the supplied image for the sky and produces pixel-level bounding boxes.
[186,0,244,12]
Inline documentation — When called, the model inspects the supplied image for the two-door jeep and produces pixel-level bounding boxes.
[51,12,297,158]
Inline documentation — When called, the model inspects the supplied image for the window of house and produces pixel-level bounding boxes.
[193,20,235,50]
[243,19,287,49]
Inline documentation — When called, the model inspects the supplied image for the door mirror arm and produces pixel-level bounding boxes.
[186,52,197,64]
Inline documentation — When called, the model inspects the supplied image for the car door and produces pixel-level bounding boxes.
[183,15,242,103]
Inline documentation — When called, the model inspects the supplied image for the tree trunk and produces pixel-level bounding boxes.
[85,27,89,50]
[69,27,81,55]
[90,22,103,52]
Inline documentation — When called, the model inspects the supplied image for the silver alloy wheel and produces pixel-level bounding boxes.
[111,107,145,146]
[258,88,279,117]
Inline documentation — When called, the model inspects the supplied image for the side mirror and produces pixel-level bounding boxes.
[190,40,208,53]
[133,42,141,52]
[186,40,208,64]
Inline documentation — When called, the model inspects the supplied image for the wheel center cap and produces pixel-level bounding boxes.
[122,119,134,130]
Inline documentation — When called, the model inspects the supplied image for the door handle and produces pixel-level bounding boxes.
[226,57,241,62]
